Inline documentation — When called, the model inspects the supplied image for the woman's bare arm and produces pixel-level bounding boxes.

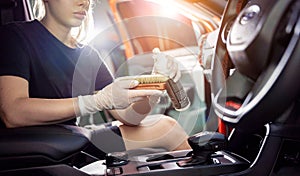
[0,76,78,128]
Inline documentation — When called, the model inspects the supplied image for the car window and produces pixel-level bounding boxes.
[115,0,198,54]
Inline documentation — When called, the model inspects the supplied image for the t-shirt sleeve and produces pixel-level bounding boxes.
[0,25,30,81]
[78,46,114,92]
[95,51,114,90]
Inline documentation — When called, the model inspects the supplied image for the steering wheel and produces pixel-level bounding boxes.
[210,0,300,133]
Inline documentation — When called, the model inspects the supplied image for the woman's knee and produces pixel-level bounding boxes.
[120,114,189,150]
[139,114,177,129]
[157,115,178,131]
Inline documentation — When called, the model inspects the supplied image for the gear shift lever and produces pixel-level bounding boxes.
[178,132,227,167]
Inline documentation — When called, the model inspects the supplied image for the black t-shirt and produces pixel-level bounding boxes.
[0,20,114,126]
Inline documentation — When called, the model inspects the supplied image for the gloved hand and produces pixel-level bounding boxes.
[77,78,163,117]
[152,48,181,82]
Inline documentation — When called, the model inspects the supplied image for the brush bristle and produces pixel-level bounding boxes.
[119,74,169,83]
[134,74,169,84]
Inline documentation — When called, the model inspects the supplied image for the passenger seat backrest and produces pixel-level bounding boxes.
[0,0,32,26]
[0,0,17,25]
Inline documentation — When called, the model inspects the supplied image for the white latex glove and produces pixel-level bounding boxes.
[152,48,181,82]
[77,78,163,117]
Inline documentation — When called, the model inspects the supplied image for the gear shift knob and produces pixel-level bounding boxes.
[178,132,227,166]
[188,131,227,154]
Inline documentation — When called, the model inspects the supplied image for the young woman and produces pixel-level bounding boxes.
[0,0,190,154]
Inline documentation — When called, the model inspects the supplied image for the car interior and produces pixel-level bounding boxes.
[0,0,300,175]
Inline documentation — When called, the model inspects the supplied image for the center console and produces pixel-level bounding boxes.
[104,132,250,176]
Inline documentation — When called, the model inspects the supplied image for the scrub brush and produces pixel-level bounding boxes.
[119,74,169,90]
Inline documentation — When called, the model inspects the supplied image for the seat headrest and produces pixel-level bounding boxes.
[0,0,16,9]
